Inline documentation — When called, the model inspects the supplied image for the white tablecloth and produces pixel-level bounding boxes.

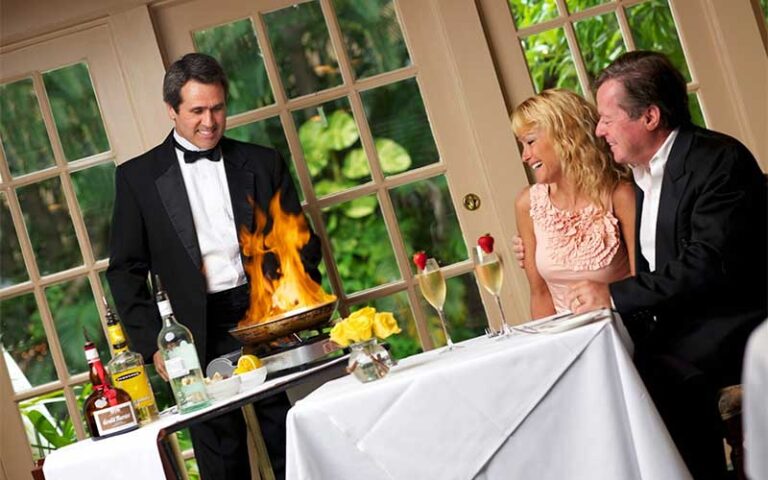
[286,320,691,480]
[743,319,768,480]
[43,357,346,480]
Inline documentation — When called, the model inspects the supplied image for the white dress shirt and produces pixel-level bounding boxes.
[630,129,679,272]
[173,131,246,293]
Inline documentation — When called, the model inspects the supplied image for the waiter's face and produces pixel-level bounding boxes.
[168,80,227,150]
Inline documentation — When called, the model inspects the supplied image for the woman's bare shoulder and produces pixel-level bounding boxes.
[612,181,635,206]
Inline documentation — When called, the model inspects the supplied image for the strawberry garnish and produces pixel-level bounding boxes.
[412,251,427,271]
[478,233,495,254]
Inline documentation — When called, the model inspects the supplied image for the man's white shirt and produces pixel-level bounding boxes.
[173,131,246,293]
[631,128,679,272]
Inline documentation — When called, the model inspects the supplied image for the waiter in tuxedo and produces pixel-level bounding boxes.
[107,53,321,479]
[568,51,767,479]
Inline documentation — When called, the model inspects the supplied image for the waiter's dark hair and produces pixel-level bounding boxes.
[163,53,229,112]
[594,51,690,130]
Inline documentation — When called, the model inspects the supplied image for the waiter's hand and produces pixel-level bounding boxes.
[566,281,611,314]
[153,351,169,381]
[512,235,525,268]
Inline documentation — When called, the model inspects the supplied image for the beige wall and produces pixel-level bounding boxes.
[0,0,156,46]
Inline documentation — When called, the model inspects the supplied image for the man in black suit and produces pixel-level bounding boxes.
[567,51,767,479]
[107,53,321,479]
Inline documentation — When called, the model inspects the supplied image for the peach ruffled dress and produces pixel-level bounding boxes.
[530,183,630,313]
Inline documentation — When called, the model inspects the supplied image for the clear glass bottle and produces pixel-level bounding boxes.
[155,276,211,413]
[104,299,159,425]
[83,332,139,439]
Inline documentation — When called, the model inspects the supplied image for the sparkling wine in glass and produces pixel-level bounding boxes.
[417,258,455,350]
[473,246,511,336]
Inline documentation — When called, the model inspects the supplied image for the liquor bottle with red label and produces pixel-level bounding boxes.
[82,330,139,439]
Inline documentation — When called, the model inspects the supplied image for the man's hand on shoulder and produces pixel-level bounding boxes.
[512,235,525,268]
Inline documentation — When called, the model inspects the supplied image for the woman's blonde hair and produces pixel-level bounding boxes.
[511,89,630,209]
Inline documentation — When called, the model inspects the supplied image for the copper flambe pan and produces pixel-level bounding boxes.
[228,299,338,345]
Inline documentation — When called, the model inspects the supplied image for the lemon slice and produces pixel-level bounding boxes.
[234,354,262,375]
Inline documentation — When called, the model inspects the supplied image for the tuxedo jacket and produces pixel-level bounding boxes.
[106,132,321,363]
[610,125,767,385]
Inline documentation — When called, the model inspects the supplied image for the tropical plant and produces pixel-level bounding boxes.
[18,384,91,459]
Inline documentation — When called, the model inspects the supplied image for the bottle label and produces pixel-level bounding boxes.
[85,347,99,363]
[112,366,155,410]
[165,343,201,380]
[158,300,173,318]
[107,324,127,349]
[93,400,138,436]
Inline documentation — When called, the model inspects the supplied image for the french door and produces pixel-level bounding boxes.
[0,17,156,478]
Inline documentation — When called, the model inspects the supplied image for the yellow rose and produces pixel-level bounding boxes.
[348,307,376,322]
[373,312,401,339]
[345,308,374,343]
[330,321,351,347]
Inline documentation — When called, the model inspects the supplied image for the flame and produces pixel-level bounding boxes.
[238,191,335,327]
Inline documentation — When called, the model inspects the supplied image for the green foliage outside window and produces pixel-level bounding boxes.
[511,0,705,124]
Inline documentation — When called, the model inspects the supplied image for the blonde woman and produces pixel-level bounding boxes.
[513,89,635,318]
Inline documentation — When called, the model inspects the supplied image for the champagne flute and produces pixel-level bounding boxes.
[473,246,511,337]
[416,258,455,351]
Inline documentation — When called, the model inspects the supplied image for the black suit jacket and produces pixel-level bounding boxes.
[106,132,321,363]
[610,125,767,385]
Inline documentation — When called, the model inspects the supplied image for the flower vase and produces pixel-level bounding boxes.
[346,338,393,383]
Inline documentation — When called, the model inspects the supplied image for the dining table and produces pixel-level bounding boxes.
[285,311,692,480]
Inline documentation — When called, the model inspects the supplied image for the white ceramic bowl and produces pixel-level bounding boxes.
[205,375,241,402]
[238,367,268,393]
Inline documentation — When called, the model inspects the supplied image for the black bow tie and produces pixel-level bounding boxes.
[174,140,222,163]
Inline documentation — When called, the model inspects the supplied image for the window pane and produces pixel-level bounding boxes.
[264,1,342,98]
[17,178,82,274]
[565,0,608,13]
[390,175,467,273]
[688,92,706,128]
[1,293,57,391]
[0,78,55,177]
[419,272,488,348]
[1,192,28,285]
[360,78,438,174]
[521,28,581,94]
[293,99,370,196]
[573,12,626,83]
[333,0,411,79]
[43,63,110,161]
[193,18,275,115]
[18,388,79,460]
[320,194,398,293]
[351,291,422,360]
[46,277,105,375]
[761,0,768,25]
[626,0,691,82]
[70,162,115,260]
[227,117,303,201]
[507,0,558,29]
